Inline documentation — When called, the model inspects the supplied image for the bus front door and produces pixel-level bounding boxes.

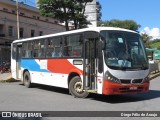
[16,44,22,79]
[84,38,98,91]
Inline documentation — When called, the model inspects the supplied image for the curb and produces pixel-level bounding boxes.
[0,76,18,83]
[149,72,160,81]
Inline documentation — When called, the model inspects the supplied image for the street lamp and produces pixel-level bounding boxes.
[16,0,20,39]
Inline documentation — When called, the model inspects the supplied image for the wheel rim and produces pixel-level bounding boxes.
[74,81,83,94]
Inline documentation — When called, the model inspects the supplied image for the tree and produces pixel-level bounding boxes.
[141,33,152,48]
[98,19,141,31]
[69,0,93,29]
[39,0,93,31]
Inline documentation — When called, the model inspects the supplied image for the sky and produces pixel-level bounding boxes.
[98,0,160,39]
[18,0,160,39]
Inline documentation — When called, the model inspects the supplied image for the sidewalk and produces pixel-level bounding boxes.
[149,72,160,80]
[0,73,12,81]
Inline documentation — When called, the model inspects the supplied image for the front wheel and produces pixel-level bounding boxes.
[23,71,32,88]
[69,76,89,98]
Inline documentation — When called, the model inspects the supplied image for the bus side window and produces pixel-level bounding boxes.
[22,42,27,58]
[46,37,62,58]
[52,47,61,57]
[38,39,45,58]
[28,42,33,58]
[33,40,40,58]
[12,43,17,59]
[22,42,33,58]
[63,37,70,57]
[67,34,82,57]
[46,39,54,57]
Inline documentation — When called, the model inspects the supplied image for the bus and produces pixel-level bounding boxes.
[11,27,150,98]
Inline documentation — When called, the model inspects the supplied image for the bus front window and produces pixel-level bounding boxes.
[100,30,148,70]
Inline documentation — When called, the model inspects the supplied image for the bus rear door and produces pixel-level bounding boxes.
[83,32,99,92]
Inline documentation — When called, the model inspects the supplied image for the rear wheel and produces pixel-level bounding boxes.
[23,71,32,88]
[69,76,89,98]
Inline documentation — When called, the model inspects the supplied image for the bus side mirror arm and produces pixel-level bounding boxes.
[98,40,104,73]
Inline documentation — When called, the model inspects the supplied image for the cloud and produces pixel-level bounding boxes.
[141,27,160,40]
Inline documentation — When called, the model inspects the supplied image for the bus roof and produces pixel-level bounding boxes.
[12,27,138,43]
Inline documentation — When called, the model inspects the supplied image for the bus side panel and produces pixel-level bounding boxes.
[21,59,83,88]
[96,74,104,94]
[11,43,17,79]
[11,59,17,79]
[47,59,83,75]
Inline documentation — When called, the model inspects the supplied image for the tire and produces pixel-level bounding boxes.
[23,71,32,88]
[69,76,89,98]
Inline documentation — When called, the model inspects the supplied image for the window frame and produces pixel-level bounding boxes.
[8,26,13,37]
[22,41,33,58]
[62,34,83,58]
[46,36,63,58]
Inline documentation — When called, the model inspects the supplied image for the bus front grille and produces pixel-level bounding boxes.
[120,79,143,84]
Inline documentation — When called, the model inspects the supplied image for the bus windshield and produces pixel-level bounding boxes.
[100,30,148,70]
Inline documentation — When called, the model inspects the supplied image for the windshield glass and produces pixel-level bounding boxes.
[100,30,148,70]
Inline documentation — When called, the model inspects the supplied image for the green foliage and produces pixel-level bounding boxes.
[39,0,93,31]
[142,35,160,49]
[150,41,160,49]
[141,33,152,48]
[98,19,141,31]
[96,1,102,21]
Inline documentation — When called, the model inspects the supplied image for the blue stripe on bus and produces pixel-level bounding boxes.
[21,59,49,72]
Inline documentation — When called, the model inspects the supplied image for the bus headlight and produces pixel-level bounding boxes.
[104,71,121,83]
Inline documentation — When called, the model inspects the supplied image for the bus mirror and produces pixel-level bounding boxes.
[102,41,105,50]
[98,40,104,55]
[100,36,105,50]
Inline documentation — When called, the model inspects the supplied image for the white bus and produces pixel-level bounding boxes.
[11,27,150,98]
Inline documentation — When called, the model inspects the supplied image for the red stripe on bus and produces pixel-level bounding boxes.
[47,59,83,75]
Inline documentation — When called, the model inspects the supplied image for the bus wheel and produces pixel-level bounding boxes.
[23,71,32,88]
[69,76,89,98]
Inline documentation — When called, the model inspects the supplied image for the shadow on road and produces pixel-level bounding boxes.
[22,83,70,95]
[88,90,160,103]
[19,83,160,104]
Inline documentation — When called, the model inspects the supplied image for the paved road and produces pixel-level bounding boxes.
[0,76,160,120]
[0,73,11,81]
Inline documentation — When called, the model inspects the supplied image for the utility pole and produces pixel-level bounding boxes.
[16,0,20,39]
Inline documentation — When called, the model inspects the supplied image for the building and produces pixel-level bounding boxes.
[84,0,97,27]
[0,0,65,63]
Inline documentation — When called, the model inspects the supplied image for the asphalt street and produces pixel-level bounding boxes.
[0,75,159,120]
[0,73,11,81]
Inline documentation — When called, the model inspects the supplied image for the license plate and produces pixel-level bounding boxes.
[130,86,137,90]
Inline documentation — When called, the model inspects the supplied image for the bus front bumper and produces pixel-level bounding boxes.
[102,80,149,95]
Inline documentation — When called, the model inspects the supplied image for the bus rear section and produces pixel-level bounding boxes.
[11,27,150,98]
